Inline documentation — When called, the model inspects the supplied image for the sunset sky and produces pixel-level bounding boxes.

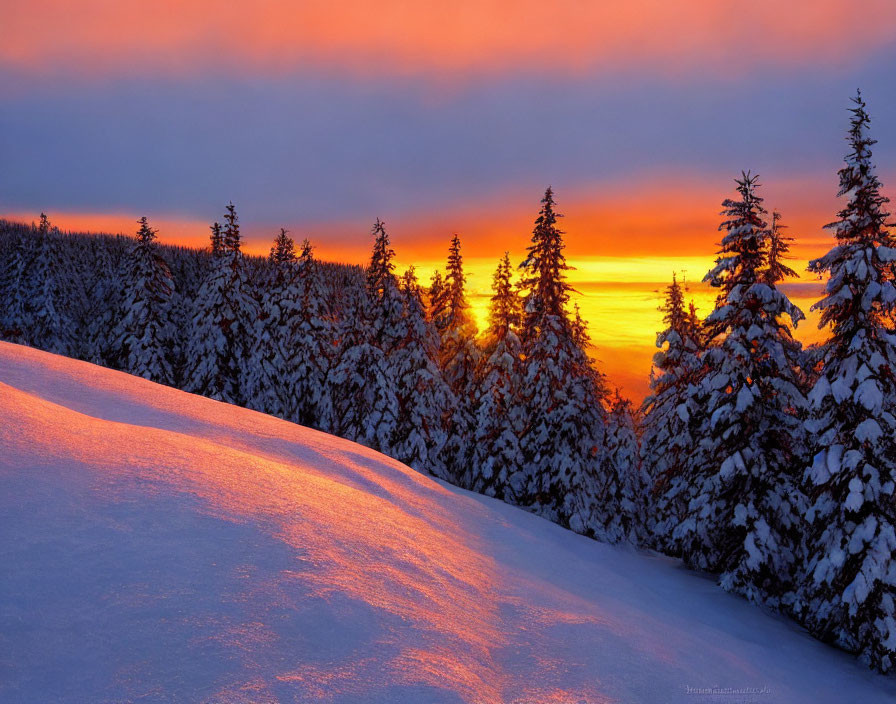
[2,1,896,398]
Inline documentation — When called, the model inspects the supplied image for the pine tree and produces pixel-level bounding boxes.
[799,92,896,672]
[470,253,525,497]
[82,234,125,366]
[675,173,807,609]
[210,222,224,257]
[27,214,74,355]
[428,269,449,326]
[366,218,395,301]
[327,220,400,453]
[110,217,176,384]
[480,252,522,356]
[270,227,295,264]
[437,234,480,484]
[642,274,705,555]
[184,204,258,405]
[517,187,608,534]
[0,221,39,344]
[245,228,296,417]
[391,267,453,475]
[222,203,241,252]
[602,392,647,544]
[283,240,332,428]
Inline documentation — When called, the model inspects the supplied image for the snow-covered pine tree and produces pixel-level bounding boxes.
[568,302,621,539]
[469,253,525,497]
[390,266,453,476]
[62,233,101,363]
[282,239,332,428]
[675,173,807,609]
[0,219,39,344]
[210,222,224,257]
[642,274,705,555]
[184,204,258,405]
[222,205,241,252]
[517,187,608,534]
[799,92,896,672]
[427,269,449,326]
[81,233,126,366]
[165,246,204,384]
[437,234,481,484]
[245,228,295,417]
[480,253,522,356]
[326,220,400,452]
[602,391,647,544]
[366,218,396,301]
[109,217,176,384]
[27,214,75,356]
[270,227,295,264]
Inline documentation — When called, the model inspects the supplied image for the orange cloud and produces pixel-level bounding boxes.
[4,1,896,78]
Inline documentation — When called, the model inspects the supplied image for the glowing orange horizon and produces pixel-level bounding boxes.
[0,178,844,402]
[4,1,896,79]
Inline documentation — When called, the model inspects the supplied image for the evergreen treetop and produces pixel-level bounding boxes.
[443,234,477,336]
[809,90,896,343]
[366,218,396,300]
[37,213,52,236]
[223,203,241,254]
[520,187,575,345]
[486,252,521,343]
[210,222,224,257]
[270,228,296,265]
[427,269,448,326]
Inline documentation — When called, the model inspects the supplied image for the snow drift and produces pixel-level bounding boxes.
[0,342,893,703]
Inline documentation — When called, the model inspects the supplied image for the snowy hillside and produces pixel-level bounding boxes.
[0,342,893,704]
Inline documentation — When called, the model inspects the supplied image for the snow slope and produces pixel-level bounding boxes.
[0,342,893,704]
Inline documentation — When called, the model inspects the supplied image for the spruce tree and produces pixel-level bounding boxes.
[391,267,453,476]
[222,203,241,252]
[210,222,224,257]
[82,234,124,366]
[567,305,618,539]
[602,392,647,544]
[0,221,39,344]
[428,269,449,326]
[110,217,176,384]
[642,274,705,555]
[800,92,896,672]
[270,227,296,264]
[675,173,807,608]
[283,240,332,428]
[327,220,400,453]
[469,253,525,497]
[437,234,480,484]
[27,214,74,355]
[366,218,395,301]
[479,253,521,355]
[245,228,296,417]
[517,187,608,534]
[184,204,258,405]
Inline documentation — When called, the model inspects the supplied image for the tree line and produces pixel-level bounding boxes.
[0,91,893,674]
